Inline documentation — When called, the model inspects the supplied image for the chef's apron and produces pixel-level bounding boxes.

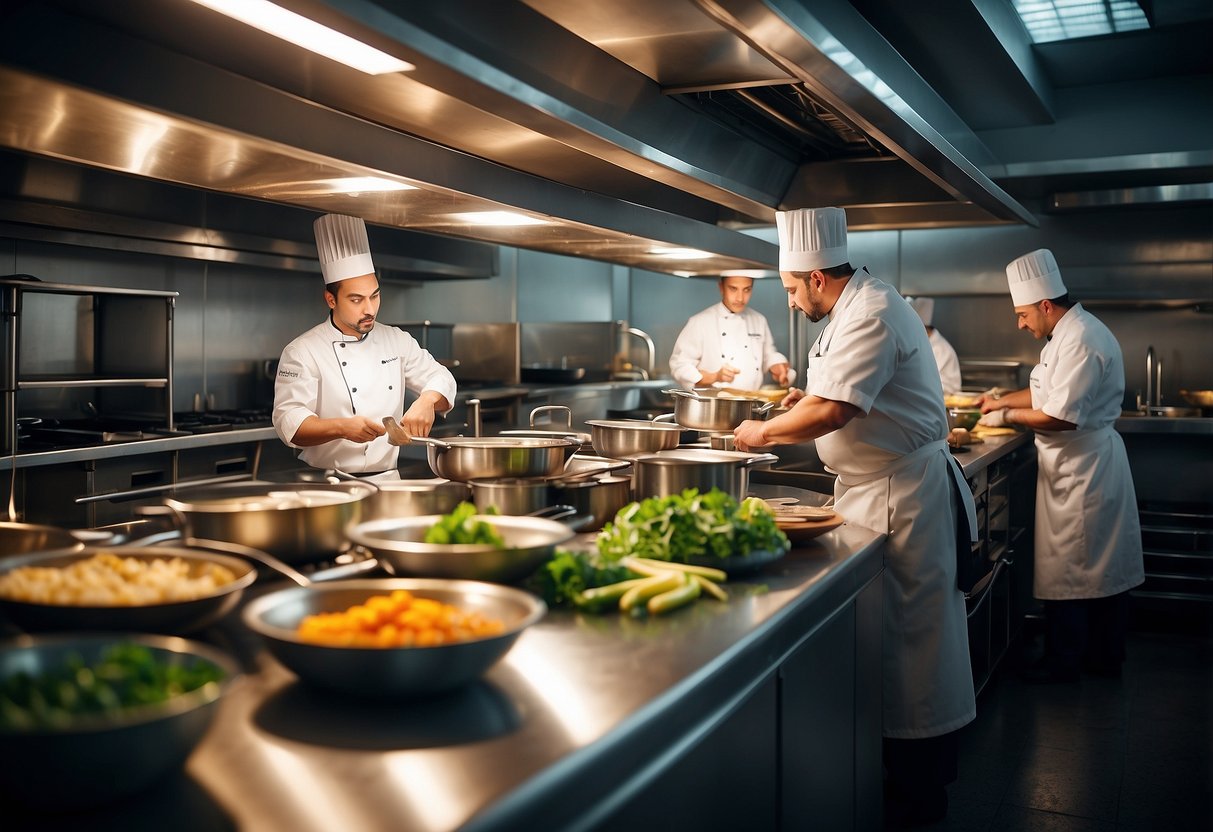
[1029,364,1144,600]
[814,370,977,738]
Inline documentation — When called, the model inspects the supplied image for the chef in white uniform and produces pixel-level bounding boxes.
[272,214,456,478]
[733,207,977,827]
[668,274,793,391]
[977,249,1143,681]
[906,297,963,395]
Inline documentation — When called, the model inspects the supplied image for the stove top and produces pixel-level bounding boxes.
[16,409,274,453]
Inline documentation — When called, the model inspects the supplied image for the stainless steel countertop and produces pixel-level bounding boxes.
[14,504,883,831]
[1114,415,1213,435]
[952,431,1033,478]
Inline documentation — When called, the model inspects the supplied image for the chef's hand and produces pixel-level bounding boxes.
[733,419,770,452]
[977,408,1007,428]
[699,364,739,386]
[780,388,805,408]
[400,399,437,438]
[976,388,1003,414]
[770,363,791,387]
[343,416,387,443]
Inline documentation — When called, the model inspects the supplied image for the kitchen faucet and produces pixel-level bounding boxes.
[1145,345,1162,410]
[619,324,655,380]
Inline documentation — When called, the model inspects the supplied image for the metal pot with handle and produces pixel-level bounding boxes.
[398,435,579,482]
[665,388,775,432]
[632,449,779,501]
[584,418,683,458]
[151,482,374,563]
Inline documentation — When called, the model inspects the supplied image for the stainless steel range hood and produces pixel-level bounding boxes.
[0,0,1036,278]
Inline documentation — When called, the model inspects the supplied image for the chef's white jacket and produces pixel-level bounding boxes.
[1029,304,1144,599]
[928,328,963,395]
[273,318,456,474]
[669,303,788,391]
[807,268,977,739]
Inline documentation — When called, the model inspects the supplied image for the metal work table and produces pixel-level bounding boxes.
[11,511,885,832]
[951,430,1033,478]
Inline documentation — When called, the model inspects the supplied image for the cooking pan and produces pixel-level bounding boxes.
[632,449,779,501]
[406,435,580,482]
[0,545,256,633]
[665,388,775,432]
[359,479,472,521]
[1180,389,1213,409]
[345,512,577,584]
[585,418,683,458]
[0,521,92,556]
[152,482,373,563]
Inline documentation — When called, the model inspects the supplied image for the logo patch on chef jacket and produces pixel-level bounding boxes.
[278,368,299,378]
[381,356,399,365]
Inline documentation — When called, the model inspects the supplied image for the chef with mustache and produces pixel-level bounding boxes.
[272,213,456,478]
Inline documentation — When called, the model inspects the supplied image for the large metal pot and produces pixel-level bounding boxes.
[666,388,775,432]
[469,478,553,516]
[156,482,373,563]
[361,479,471,521]
[585,418,683,458]
[0,521,87,556]
[410,436,578,481]
[555,475,632,531]
[632,449,779,501]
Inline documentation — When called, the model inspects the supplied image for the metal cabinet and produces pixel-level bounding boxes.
[1,277,177,454]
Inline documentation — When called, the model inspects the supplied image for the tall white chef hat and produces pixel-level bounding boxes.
[906,296,934,326]
[1006,248,1067,306]
[775,207,848,272]
[314,213,375,285]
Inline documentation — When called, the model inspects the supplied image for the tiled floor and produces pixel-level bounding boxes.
[926,620,1213,831]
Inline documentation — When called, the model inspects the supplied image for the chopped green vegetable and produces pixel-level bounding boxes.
[595,488,787,564]
[0,643,225,730]
[424,501,505,545]
[529,547,635,609]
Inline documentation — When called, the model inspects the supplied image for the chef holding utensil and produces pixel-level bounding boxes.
[905,296,963,395]
[733,207,977,827]
[272,214,456,478]
[976,249,1143,682]
[668,274,793,391]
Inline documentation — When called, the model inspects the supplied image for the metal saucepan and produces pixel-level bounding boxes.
[500,405,593,449]
[152,482,374,563]
[406,436,580,482]
[632,449,779,501]
[242,578,545,697]
[359,479,472,521]
[585,418,683,458]
[554,475,633,531]
[665,388,775,432]
[0,545,256,634]
[1180,389,1213,409]
[0,521,93,556]
[345,513,577,583]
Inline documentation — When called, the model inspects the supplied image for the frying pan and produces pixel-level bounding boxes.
[345,512,577,584]
[0,545,256,633]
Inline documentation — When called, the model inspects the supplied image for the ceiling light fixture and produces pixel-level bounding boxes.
[186,0,415,75]
[650,246,713,260]
[451,211,548,226]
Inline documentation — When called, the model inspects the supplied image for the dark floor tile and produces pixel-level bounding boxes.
[1002,745,1122,821]
[914,796,1001,832]
[1117,749,1213,828]
[985,805,1116,832]
[950,749,1020,805]
[1124,713,1212,765]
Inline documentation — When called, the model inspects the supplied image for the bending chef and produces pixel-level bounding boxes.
[668,274,793,390]
[272,213,456,479]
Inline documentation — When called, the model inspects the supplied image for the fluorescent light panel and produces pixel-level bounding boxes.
[649,246,713,260]
[1012,0,1149,44]
[187,0,414,75]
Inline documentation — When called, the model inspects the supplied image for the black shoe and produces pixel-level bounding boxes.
[1020,658,1079,684]
[1083,658,1123,678]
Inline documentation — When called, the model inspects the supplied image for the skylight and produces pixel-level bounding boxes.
[1013,0,1150,44]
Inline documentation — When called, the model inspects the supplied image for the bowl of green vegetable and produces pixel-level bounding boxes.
[345,502,577,583]
[0,634,238,809]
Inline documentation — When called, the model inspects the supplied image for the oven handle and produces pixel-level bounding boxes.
[74,473,253,503]
[965,555,1012,616]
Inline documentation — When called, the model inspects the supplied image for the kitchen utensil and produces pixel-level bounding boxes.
[154,482,373,563]
[0,545,256,633]
[500,405,593,447]
[552,474,632,531]
[407,435,579,482]
[360,479,472,521]
[0,633,239,809]
[468,477,554,516]
[382,415,410,445]
[242,578,544,697]
[947,408,981,431]
[345,512,577,583]
[632,449,778,501]
[584,418,683,458]
[0,520,91,555]
[665,388,775,432]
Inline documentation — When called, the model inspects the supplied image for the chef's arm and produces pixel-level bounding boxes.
[1001,407,1076,432]
[977,388,1031,412]
[290,415,386,446]
[400,391,449,437]
[733,395,860,450]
